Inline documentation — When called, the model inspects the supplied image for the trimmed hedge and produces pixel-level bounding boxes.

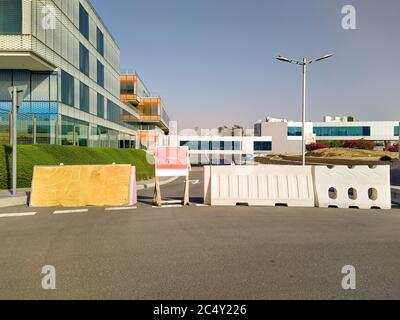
[0,144,155,190]
[306,143,328,152]
[342,139,376,150]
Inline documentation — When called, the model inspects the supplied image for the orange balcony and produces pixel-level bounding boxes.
[120,74,170,133]
[120,75,140,105]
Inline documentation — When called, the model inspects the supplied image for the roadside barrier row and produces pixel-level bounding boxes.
[204,165,392,210]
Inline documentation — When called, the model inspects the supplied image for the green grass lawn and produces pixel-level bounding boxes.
[0,144,155,190]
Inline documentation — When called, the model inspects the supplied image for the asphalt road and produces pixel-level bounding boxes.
[0,168,399,300]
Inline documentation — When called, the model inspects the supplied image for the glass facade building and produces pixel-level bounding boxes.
[288,127,302,137]
[313,126,371,137]
[0,70,58,145]
[0,0,144,148]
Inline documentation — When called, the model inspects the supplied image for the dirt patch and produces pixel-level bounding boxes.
[308,148,398,160]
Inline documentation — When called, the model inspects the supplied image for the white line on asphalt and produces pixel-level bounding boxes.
[152,205,184,209]
[195,204,209,207]
[53,209,89,215]
[105,207,137,211]
[0,212,37,218]
[161,200,183,204]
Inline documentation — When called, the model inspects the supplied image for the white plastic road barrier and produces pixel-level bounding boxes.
[313,165,391,210]
[204,166,212,205]
[392,187,400,205]
[206,165,315,207]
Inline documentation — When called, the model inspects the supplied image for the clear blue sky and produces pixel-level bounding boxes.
[91,0,400,130]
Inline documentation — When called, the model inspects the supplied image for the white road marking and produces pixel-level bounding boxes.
[161,200,183,204]
[105,207,137,211]
[0,212,37,218]
[190,180,200,185]
[53,209,88,215]
[152,205,184,209]
[195,204,209,207]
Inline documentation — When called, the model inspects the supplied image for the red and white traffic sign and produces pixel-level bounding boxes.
[155,146,190,177]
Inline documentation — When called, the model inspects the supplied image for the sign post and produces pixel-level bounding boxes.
[8,85,28,196]
[154,146,190,207]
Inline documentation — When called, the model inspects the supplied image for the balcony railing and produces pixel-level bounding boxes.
[0,34,33,51]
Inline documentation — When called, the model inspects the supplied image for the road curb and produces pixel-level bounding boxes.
[0,176,180,208]
[0,194,28,208]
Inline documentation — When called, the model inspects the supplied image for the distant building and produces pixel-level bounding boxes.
[165,135,272,165]
[255,116,399,154]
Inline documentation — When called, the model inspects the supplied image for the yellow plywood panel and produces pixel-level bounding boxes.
[30,165,132,207]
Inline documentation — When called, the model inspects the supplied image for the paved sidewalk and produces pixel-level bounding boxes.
[0,176,178,208]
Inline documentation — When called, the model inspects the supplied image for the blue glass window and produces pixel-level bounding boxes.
[19,101,31,113]
[79,82,89,113]
[107,100,122,124]
[313,126,371,137]
[210,141,223,151]
[395,126,399,137]
[180,141,243,151]
[79,43,89,76]
[49,102,58,114]
[97,93,104,118]
[233,141,242,150]
[96,27,104,56]
[0,0,22,34]
[31,102,50,114]
[61,70,74,107]
[79,3,89,39]
[97,60,104,87]
[180,141,200,150]
[254,141,272,151]
[221,141,233,150]
[288,127,302,136]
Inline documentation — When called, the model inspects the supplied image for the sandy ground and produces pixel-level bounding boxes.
[308,148,398,160]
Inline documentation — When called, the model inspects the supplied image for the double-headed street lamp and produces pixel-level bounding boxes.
[276,53,333,166]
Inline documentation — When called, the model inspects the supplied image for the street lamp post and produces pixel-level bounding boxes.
[276,54,333,166]
[8,85,28,196]
[398,121,400,161]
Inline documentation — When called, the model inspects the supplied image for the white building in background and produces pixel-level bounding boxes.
[255,117,400,155]
[164,135,273,165]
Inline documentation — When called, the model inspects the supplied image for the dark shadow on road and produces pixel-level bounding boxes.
[3,145,12,190]
[138,195,204,206]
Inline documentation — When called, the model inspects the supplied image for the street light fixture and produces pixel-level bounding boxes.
[276,53,334,166]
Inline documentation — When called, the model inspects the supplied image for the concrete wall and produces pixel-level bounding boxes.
[258,122,302,155]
